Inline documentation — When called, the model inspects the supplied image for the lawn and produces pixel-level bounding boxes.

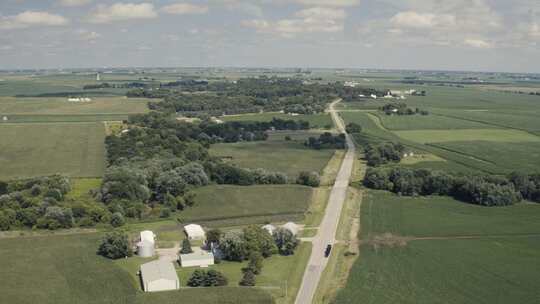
[393,128,540,144]
[184,184,313,224]
[220,112,333,129]
[334,190,540,304]
[0,233,274,304]
[210,131,336,178]
[0,122,106,180]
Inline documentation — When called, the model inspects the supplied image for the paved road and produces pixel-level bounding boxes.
[295,99,356,304]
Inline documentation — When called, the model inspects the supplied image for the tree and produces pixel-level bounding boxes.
[242,225,277,257]
[239,269,256,286]
[110,212,125,227]
[273,228,299,255]
[187,269,228,287]
[345,123,362,134]
[187,270,206,287]
[101,167,150,203]
[297,171,320,187]
[246,252,263,274]
[206,228,222,246]
[219,231,247,261]
[97,231,132,259]
[180,238,193,254]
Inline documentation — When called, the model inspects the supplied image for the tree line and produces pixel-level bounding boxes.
[363,167,540,206]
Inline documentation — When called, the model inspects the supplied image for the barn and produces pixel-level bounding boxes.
[140,260,180,292]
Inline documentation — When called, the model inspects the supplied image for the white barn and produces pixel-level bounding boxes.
[140,260,180,292]
[179,248,215,267]
[184,224,205,240]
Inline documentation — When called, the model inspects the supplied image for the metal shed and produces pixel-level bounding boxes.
[179,248,215,268]
[184,224,205,240]
[140,260,180,292]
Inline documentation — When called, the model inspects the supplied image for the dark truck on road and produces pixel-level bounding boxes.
[324,244,332,257]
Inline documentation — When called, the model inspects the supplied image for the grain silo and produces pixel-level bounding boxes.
[137,240,155,258]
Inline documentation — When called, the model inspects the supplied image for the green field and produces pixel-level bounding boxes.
[186,184,313,224]
[394,129,540,144]
[0,123,106,180]
[373,113,496,130]
[0,233,274,304]
[210,131,336,178]
[334,191,540,304]
[220,112,333,129]
[429,141,540,173]
[0,97,149,118]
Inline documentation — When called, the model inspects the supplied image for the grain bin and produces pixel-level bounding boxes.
[137,240,155,258]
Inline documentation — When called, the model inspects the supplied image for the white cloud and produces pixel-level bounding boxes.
[0,11,69,30]
[161,3,209,15]
[291,0,359,7]
[530,23,540,38]
[87,3,157,24]
[390,11,456,29]
[464,38,492,49]
[243,7,346,37]
[58,0,92,7]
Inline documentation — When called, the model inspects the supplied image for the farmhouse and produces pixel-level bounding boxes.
[282,222,299,236]
[262,224,276,235]
[140,260,180,292]
[184,224,205,240]
[179,248,215,267]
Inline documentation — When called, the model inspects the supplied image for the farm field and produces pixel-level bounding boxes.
[0,97,150,115]
[220,112,333,129]
[186,184,313,224]
[372,112,497,130]
[334,191,540,304]
[430,141,540,173]
[0,123,106,180]
[340,110,539,174]
[393,129,540,144]
[210,131,336,178]
[0,233,274,304]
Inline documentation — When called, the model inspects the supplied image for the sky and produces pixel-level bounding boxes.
[0,0,539,73]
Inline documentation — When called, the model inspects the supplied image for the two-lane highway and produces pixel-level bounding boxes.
[295,99,355,304]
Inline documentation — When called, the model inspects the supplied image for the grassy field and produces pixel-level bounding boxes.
[0,233,274,304]
[220,112,333,129]
[185,185,313,224]
[334,190,540,304]
[0,123,106,180]
[394,129,540,144]
[210,131,336,178]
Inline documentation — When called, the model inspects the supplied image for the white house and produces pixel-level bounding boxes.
[179,248,215,267]
[68,97,81,102]
[262,224,276,235]
[184,224,205,240]
[140,230,156,244]
[282,222,299,236]
[370,94,378,99]
[140,260,180,292]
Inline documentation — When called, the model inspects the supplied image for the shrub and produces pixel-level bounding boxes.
[97,231,132,259]
[297,171,320,187]
[110,212,125,227]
